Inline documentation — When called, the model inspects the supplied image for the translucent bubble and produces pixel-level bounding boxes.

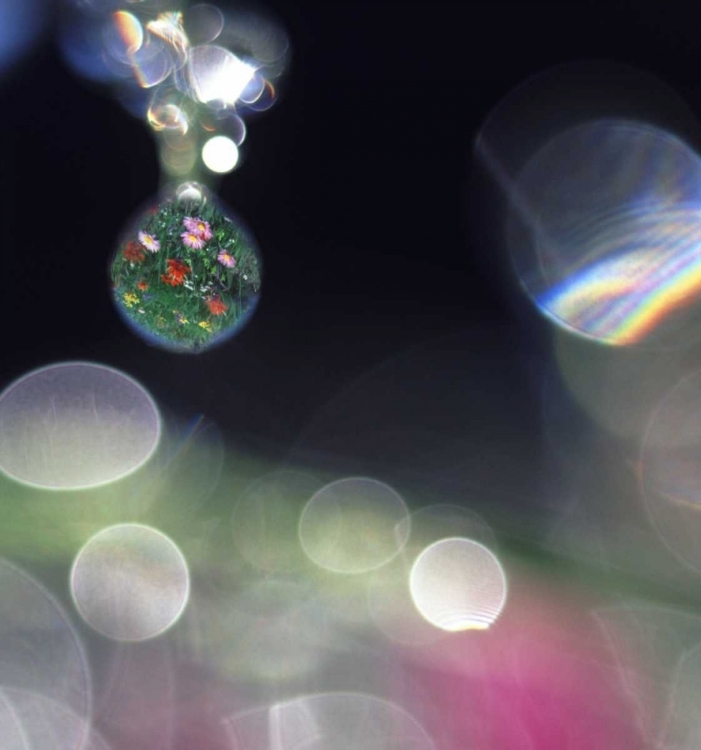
[110,184,262,352]
[128,34,174,88]
[224,692,435,750]
[108,11,143,59]
[148,87,190,135]
[0,560,91,730]
[410,537,507,631]
[146,11,189,69]
[202,135,239,173]
[506,120,701,346]
[231,470,323,573]
[218,7,290,66]
[70,523,190,642]
[299,477,411,574]
[182,578,329,684]
[176,181,203,202]
[184,4,224,45]
[186,45,256,106]
[0,362,160,490]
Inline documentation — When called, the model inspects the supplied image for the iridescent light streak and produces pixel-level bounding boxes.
[538,206,701,344]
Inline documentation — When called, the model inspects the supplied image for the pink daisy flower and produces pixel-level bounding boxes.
[183,216,213,241]
[181,231,206,250]
[138,231,160,252]
[217,250,236,268]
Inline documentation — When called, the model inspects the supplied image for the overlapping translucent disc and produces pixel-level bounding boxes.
[507,120,701,346]
[0,560,91,749]
[70,523,190,642]
[0,362,160,490]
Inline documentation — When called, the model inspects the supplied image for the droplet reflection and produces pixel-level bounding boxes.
[110,183,262,352]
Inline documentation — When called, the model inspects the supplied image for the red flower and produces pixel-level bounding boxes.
[206,296,228,316]
[123,240,146,263]
[136,280,149,291]
[161,258,191,286]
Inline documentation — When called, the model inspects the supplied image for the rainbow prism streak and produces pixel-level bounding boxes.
[536,206,701,344]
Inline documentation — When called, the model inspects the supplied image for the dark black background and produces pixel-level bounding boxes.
[1,0,698,458]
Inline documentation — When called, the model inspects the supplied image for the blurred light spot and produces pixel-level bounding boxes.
[368,505,498,645]
[231,471,322,573]
[410,537,507,631]
[70,523,190,642]
[218,7,289,65]
[176,181,204,203]
[224,692,436,750]
[146,11,189,69]
[505,120,701,346]
[0,560,91,729]
[239,72,266,104]
[202,135,239,173]
[244,79,276,112]
[187,45,256,106]
[148,87,189,134]
[110,10,143,57]
[298,477,410,574]
[0,362,161,490]
[184,4,224,45]
[128,34,173,88]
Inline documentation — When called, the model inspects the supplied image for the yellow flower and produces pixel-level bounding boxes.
[123,292,139,308]
[198,320,212,332]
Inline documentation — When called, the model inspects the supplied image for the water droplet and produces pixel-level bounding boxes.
[110,183,262,352]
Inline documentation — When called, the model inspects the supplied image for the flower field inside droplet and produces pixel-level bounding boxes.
[111,194,261,351]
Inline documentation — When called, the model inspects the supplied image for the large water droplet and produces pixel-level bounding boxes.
[110,183,262,352]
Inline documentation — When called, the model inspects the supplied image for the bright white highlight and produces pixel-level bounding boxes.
[0,362,161,490]
[187,45,256,105]
[70,523,190,642]
[202,135,239,173]
[409,537,507,632]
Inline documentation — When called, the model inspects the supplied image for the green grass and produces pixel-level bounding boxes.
[111,192,261,351]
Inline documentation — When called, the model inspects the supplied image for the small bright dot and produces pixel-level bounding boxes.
[202,135,239,173]
[409,537,507,632]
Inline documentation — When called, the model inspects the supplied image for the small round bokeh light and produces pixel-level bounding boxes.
[110,183,262,352]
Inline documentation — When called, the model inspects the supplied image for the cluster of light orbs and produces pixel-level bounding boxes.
[59,1,284,352]
[59,1,288,178]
